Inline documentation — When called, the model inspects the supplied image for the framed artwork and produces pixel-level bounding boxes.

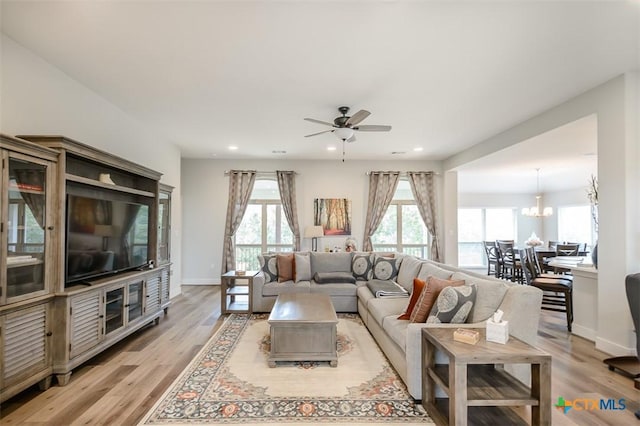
[314,198,352,235]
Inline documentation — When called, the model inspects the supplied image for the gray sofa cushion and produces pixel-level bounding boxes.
[426,284,477,324]
[262,280,310,296]
[309,282,357,297]
[294,253,311,282]
[258,253,278,283]
[450,272,509,322]
[382,316,409,351]
[417,262,453,281]
[352,252,374,281]
[314,271,356,284]
[310,252,353,274]
[396,256,424,292]
[372,255,402,281]
[367,297,408,327]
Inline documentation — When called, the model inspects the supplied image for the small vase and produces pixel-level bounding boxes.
[591,242,598,269]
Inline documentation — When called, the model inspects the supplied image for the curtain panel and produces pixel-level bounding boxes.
[407,171,442,262]
[362,171,400,252]
[276,171,301,251]
[222,170,257,273]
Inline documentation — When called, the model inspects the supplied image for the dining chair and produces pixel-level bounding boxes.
[482,241,501,277]
[497,240,522,283]
[554,243,580,274]
[548,240,560,251]
[520,248,573,332]
[527,247,573,282]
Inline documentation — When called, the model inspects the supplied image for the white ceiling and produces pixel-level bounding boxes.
[0,1,638,189]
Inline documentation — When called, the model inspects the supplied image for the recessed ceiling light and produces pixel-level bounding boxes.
[327,146,337,151]
[228,146,238,151]
[272,150,286,154]
[413,147,424,152]
[391,151,406,155]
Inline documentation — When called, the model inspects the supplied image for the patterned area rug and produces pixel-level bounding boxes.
[140,313,433,425]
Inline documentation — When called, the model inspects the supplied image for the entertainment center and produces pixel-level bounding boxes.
[0,134,172,401]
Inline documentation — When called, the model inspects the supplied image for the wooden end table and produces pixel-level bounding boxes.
[267,293,338,368]
[421,328,551,426]
[220,270,257,314]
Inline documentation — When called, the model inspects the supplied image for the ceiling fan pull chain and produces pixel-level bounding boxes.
[342,139,345,162]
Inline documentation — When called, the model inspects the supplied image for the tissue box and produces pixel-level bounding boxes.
[486,319,509,344]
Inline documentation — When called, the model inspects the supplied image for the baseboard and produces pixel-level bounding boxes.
[596,336,637,357]
[572,324,597,342]
[182,279,221,285]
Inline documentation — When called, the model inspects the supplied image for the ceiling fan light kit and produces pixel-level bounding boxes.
[304,106,392,161]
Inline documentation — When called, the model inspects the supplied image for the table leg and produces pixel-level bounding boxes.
[531,360,551,425]
[423,339,436,407]
[451,361,468,426]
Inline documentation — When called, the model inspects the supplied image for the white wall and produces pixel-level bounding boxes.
[182,158,442,284]
[1,35,183,298]
[444,74,640,356]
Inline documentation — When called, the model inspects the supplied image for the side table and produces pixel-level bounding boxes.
[421,328,551,426]
[220,270,257,314]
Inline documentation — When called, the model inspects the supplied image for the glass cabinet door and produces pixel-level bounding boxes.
[105,287,125,334]
[157,186,171,265]
[127,281,143,322]
[3,154,50,302]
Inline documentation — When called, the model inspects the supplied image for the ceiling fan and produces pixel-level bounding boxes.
[304,106,392,143]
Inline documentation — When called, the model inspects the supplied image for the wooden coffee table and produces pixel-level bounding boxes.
[267,293,338,367]
[421,328,551,426]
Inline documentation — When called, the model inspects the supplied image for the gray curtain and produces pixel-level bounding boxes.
[362,171,400,252]
[14,169,46,229]
[408,171,441,262]
[276,171,301,250]
[222,170,256,273]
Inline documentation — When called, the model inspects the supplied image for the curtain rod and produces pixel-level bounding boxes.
[223,170,298,176]
[365,171,440,176]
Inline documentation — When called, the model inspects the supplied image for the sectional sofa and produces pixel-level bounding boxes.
[252,251,543,400]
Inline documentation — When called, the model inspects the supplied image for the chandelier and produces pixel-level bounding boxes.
[522,168,553,217]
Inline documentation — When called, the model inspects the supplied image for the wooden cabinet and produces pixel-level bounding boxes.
[69,291,102,360]
[0,135,57,403]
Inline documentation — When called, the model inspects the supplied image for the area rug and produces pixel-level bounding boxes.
[140,313,433,425]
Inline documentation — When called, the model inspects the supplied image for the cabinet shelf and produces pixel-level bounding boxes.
[7,259,43,268]
[106,296,123,305]
[65,173,155,197]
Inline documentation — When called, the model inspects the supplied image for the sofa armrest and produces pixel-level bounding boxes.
[252,271,266,305]
[497,285,543,346]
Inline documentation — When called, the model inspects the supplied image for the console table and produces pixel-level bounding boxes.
[421,328,551,426]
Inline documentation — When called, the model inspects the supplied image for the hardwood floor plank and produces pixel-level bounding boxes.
[1,285,638,425]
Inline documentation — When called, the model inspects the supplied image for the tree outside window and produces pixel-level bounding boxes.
[235,180,294,270]
[371,180,430,258]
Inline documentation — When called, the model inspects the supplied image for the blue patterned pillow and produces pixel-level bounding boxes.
[258,253,278,283]
[352,253,373,281]
[427,284,477,324]
[372,255,402,281]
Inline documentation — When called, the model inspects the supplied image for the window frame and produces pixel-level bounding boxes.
[457,207,518,268]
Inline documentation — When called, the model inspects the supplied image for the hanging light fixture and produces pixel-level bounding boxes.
[522,168,553,217]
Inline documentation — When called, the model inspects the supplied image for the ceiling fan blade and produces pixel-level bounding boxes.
[345,109,370,126]
[304,118,335,127]
[304,129,334,137]
[346,134,357,143]
[353,125,392,132]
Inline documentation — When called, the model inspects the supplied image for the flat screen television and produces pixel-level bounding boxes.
[66,194,150,284]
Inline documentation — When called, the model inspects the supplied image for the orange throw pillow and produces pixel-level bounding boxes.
[398,278,426,320]
[409,276,465,323]
[277,253,295,282]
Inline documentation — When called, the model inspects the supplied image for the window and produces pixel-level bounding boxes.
[235,180,293,270]
[371,180,430,258]
[458,208,517,267]
[558,205,595,248]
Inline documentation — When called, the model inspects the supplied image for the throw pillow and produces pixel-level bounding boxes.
[277,253,295,282]
[427,284,477,324]
[258,253,278,283]
[398,278,426,320]
[409,276,465,323]
[352,253,373,281]
[294,253,311,282]
[372,255,402,281]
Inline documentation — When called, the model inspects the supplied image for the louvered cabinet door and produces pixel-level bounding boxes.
[160,266,170,308]
[69,292,103,359]
[2,303,50,387]
[145,274,161,315]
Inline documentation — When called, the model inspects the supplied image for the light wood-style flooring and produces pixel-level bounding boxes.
[1,285,638,425]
